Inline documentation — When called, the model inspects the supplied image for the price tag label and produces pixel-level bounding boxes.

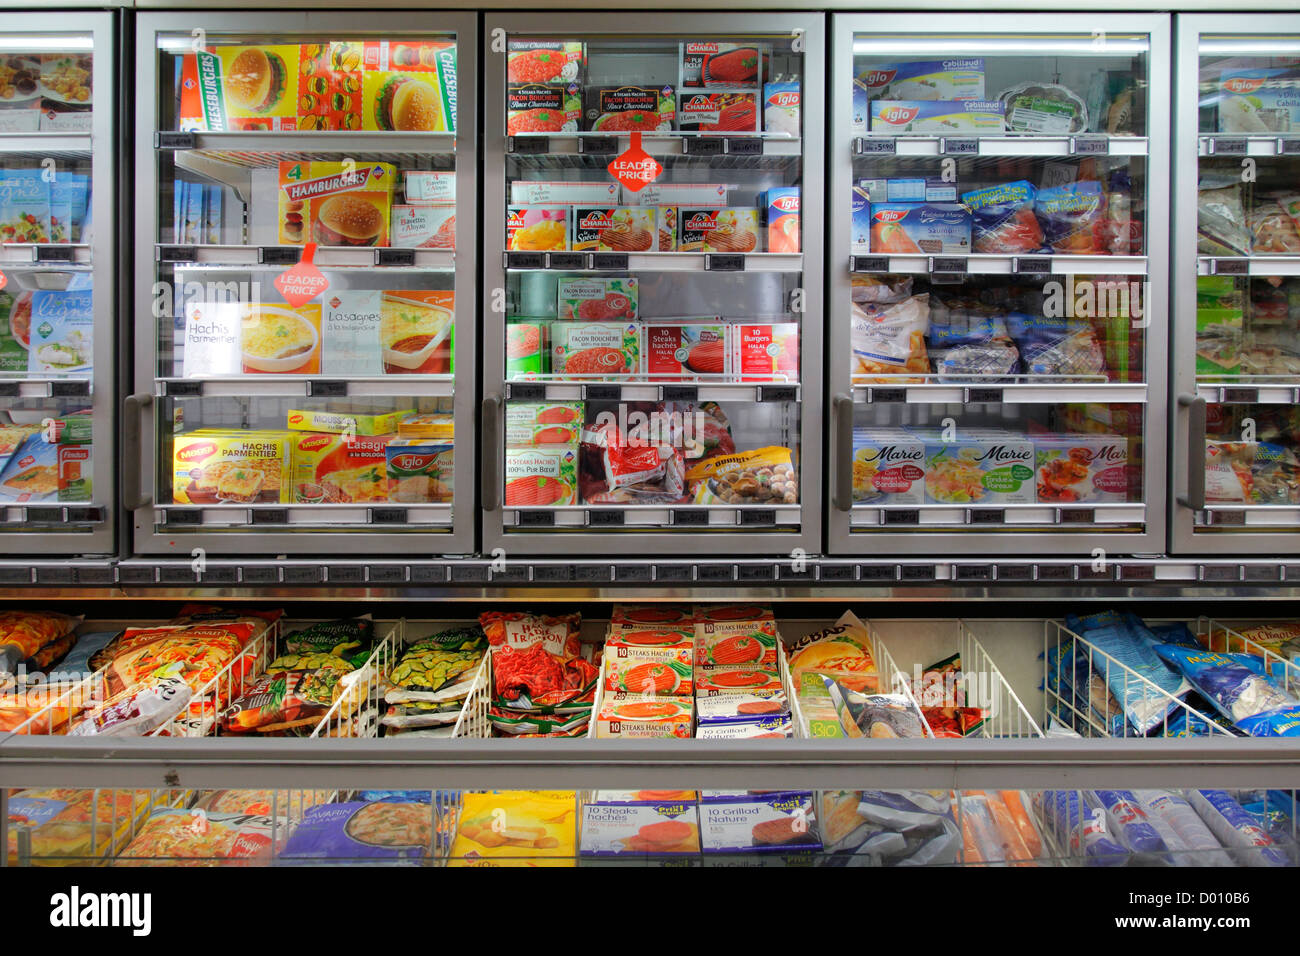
[996,564,1033,581]
[242,566,280,584]
[50,380,90,397]
[1071,136,1109,155]
[166,509,202,526]
[585,384,620,401]
[26,507,62,523]
[160,566,196,585]
[588,509,625,527]
[580,136,618,155]
[1036,564,1073,581]
[574,564,612,582]
[370,507,407,525]
[548,252,585,270]
[683,137,723,156]
[851,256,890,273]
[1221,387,1257,403]
[64,506,101,524]
[673,509,708,527]
[858,564,895,581]
[284,566,324,584]
[1210,510,1246,526]
[534,565,572,582]
[273,242,329,307]
[1282,138,1300,155]
[508,135,549,154]
[166,380,203,397]
[608,132,663,193]
[663,385,698,402]
[901,565,936,581]
[726,137,762,155]
[327,565,365,584]
[615,564,653,582]
[1211,137,1247,155]
[1119,564,1156,581]
[1201,564,1241,582]
[508,382,546,401]
[737,564,775,581]
[376,248,415,267]
[367,565,406,583]
[955,564,992,581]
[1058,508,1092,524]
[516,510,556,528]
[971,509,1005,525]
[869,387,906,403]
[654,564,693,582]
[930,257,967,275]
[252,509,288,525]
[966,387,1003,403]
[856,137,896,155]
[1243,565,1279,582]
[506,252,545,269]
[155,131,196,149]
[1015,257,1052,274]
[941,137,978,155]
[758,385,797,403]
[592,253,629,270]
[409,565,449,583]
[260,246,301,266]
[697,564,735,581]
[819,564,856,581]
[739,509,775,526]
[308,380,347,397]
[1212,258,1248,275]
[705,254,745,272]
[158,246,198,263]
[489,566,528,583]
[450,564,488,584]
[884,509,920,525]
[76,565,116,585]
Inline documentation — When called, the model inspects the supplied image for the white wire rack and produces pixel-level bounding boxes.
[310,623,400,739]
[1196,617,1300,698]
[7,786,192,866]
[376,620,491,741]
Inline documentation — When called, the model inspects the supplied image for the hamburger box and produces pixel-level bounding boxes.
[183,46,302,132]
[698,791,820,854]
[507,41,585,86]
[680,42,769,88]
[604,635,695,696]
[510,180,618,206]
[657,206,677,251]
[386,438,454,503]
[870,99,1005,133]
[290,431,393,504]
[623,182,727,206]
[580,794,700,857]
[296,43,359,132]
[507,205,569,251]
[696,617,779,668]
[851,428,926,504]
[644,322,729,379]
[677,91,759,133]
[678,208,760,254]
[594,694,693,739]
[572,207,656,253]
[278,160,397,247]
[764,79,800,137]
[285,408,412,437]
[403,171,456,204]
[735,323,799,382]
[505,403,583,446]
[583,85,675,133]
[355,40,457,133]
[391,204,455,249]
[506,320,548,378]
[506,83,582,135]
[695,665,781,697]
[172,429,292,504]
[558,277,639,322]
[765,187,800,253]
[610,604,696,630]
[551,322,639,378]
[868,202,971,255]
[504,444,578,507]
[397,413,454,440]
[695,715,792,739]
[1031,433,1129,504]
[695,691,788,725]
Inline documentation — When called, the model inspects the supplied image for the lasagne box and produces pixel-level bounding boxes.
[391,204,455,250]
[852,428,926,505]
[584,85,675,133]
[594,694,693,739]
[695,691,788,725]
[698,791,820,854]
[644,322,729,379]
[1032,433,1129,504]
[504,444,578,507]
[765,187,800,253]
[551,322,639,378]
[507,41,585,86]
[505,403,583,446]
[290,431,393,503]
[870,99,1005,133]
[868,202,971,255]
[910,428,1035,505]
[735,323,798,382]
[277,160,397,247]
[557,277,639,322]
[624,183,727,206]
[0,432,58,502]
[677,91,759,133]
[172,430,292,504]
[403,171,456,204]
[572,207,656,253]
[695,664,782,697]
[679,42,769,88]
[286,408,413,437]
[695,715,792,739]
[604,636,694,696]
[580,796,700,856]
[386,438,454,503]
[507,205,570,251]
[510,181,618,206]
[678,208,760,253]
[506,83,581,135]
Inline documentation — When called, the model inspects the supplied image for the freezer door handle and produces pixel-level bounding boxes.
[833,394,854,513]
[1177,393,1206,511]
[123,393,154,511]
[482,394,504,512]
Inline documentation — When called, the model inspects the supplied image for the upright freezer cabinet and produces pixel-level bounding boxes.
[1172,15,1300,555]
[827,14,1170,557]
[0,13,116,556]
[481,13,824,557]
[131,13,478,556]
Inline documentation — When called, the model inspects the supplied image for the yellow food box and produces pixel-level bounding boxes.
[448,791,576,863]
[397,412,454,439]
[286,408,414,437]
[290,431,394,503]
[173,430,292,504]
[277,160,397,247]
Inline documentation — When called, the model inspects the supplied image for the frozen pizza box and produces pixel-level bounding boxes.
[698,791,820,854]
[580,796,700,857]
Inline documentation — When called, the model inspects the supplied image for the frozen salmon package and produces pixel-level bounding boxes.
[1034,181,1106,254]
[960,181,1045,255]
[557,277,638,321]
[869,203,971,255]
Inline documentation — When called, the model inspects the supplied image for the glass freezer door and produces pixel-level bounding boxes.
[827,14,1170,556]
[0,15,115,556]
[1173,15,1300,555]
[132,13,477,556]
[482,13,824,557]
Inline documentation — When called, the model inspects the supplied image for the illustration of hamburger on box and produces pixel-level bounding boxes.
[278,160,396,247]
[353,40,458,133]
[181,46,302,131]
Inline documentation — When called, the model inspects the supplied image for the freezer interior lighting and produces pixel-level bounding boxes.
[852,36,1148,56]
[0,36,93,51]
[1201,37,1300,54]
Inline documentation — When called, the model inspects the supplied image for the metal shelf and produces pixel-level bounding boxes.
[0,243,90,266]
[504,504,801,529]
[157,376,454,399]
[1199,134,1300,157]
[854,134,1149,158]
[1199,256,1300,277]
[1196,506,1300,528]
[505,381,798,403]
[0,132,92,157]
[508,132,800,157]
[159,130,457,159]
[159,244,455,271]
[851,253,1149,276]
[154,503,452,529]
[1195,382,1300,404]
[850,503,1146,528]
[0,377,92,399]
[852,382,1146,404]
[504,251,801,273]
[0,505,104,526]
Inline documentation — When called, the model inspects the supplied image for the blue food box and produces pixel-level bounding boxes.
[870,99,1005,133]
[699,790,821,853]
[868,202,971,255]
[852,58,986,132]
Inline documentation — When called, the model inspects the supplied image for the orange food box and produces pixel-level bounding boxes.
[594,694,693,738]
[695,619,779,667]
[604,633,695,696]
[277,160,396,247]
[695,664,782,697]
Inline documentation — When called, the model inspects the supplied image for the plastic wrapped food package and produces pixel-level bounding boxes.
[1034,181,1106,254]
[1197,180,1250,257]
[850,293,930,382]
[1153,644,1300,737]
[1248,200,1300,254]
[960,181,1044,254]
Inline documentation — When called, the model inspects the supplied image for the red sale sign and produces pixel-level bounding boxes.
[607,132,662,193]
[0,271,6,292]
[273,243,330,307]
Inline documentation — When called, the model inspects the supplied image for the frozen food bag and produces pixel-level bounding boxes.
[850,294,930,381]
[1066,617,1190,735]
[1134,790,1233,867]
[1196,179,1250,257]
[1034,181,1105,254]
[1035,789,1127,866]
[960,181,1045,254]
[1089,789,1170,860]
[68,675,192,737]
[1248,200,1300,254]
[1153,645,1300,737]
[1190,790,1290,868]
[927,312,1019,382]
[825,681,927,739]
[1005,312,1106,379]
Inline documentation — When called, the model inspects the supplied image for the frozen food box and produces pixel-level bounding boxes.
[391,204,455,249]
[397,412,454,440]
[277,160,397,247]
[585,85,675,133]
[386,438,454,503]
[1032,433,1129,504]
[1216,66,1300,132]
[604,634,694,696]
[358,41,458,133]
[172,430,292,504]
[506,82,582,135]
[286,408,412,437]
[594,694,693,739]
[295,43,358,132]
[657,205,678,251]
[507,41,585,86]
[644,322,729,379]
[403,171,456,205]
[505,403,583,446]
[290,431,392,503]
[764,80,800,137]
[26,290,92,375]
[510,180,618,206]
[735,323,799,382]
[572,206,657,253]
[318,290,453,376]
[551,322,639,377]
[677,90,759,133]
[870,99,1005,133]
[57,443,92,503]
[1196,276,1243,376]
[852,429,926,504]
[624,183,727,207]
[696,715,792,739]
[506,319,548,377]
[766,187,800,253]
[241,304,323,375]
[611,604,695,627]
[0,168,50,243]
[912,429,1035,505]
[557,277,639,321]
[680,42,769,88]
[695,691,788,725]
[695,664,782,697]
[180,46,303,132]
[698,791,820,854]
[852,58,985,130]
[507,205,570,251]
[504,444,578,507]
[695,613,779,668]
[850,184,872,250]
[678,208,760,253]
[0,432,58,501]
[868,202,971,255]
[580,796,700,856]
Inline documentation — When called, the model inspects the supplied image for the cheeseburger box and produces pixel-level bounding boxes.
[735,323,799,382]
[178,46,302,132]
[572,207,656,253]
[278,160,396,247]
[679,42,769,88]
[580,795,700,857]
[604,634,695,697]
[507,205,570,251]
[644,322,729,379]
[677,91,760,133]
[557,277,638,321]
[678,208,760,253]
[386,437,454,503]
[584,85,675,133]
[290,431,393,503]
[392,204,455,249]
[507,41,585,86]
[765,187,800,254]
[506,83,582,135]
[350,40,457,133]
[505,403,583,446]
[698,791,820,854]
[594,694,693,739]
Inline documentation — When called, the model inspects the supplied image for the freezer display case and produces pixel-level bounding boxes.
[481,14,823,556]
[827,15,1169,556]
[131,13,477,556]
[0,14,115,555]
[1173,15,1300,554]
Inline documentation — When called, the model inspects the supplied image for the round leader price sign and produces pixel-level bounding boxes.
[273,243,330,307]
[607,132,662,193]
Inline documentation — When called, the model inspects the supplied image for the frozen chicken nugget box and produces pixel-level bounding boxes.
[699,791,820,854]
[695,690,788,725]
[604,632,695,696]
[595,694,693,739]
[696,715,792,739]
[580,795,701,856]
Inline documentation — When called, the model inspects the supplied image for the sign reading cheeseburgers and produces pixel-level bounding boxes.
[181,45,301,131]
[278,161,395,247]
